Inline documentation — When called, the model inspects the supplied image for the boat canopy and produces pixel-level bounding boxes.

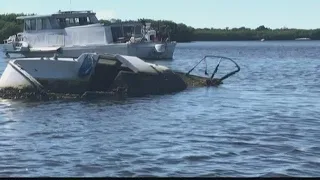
[17,10,96,20]
[17,10,99,31]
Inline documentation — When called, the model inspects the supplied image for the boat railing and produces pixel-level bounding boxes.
[58,10,93,14]
[186,55,240,85]
[3,34,24,44]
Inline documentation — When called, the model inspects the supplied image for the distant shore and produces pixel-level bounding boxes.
[1,13,320,43]
[1,39,317,46]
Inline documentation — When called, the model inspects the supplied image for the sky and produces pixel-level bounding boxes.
[0,0,319,29]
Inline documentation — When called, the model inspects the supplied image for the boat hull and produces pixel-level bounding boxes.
[4,42,177,60]
[0,54,93,94]
[0,66,89,94]
[0,62,32,89]
[2,44,15,52]
[0,53,190,100]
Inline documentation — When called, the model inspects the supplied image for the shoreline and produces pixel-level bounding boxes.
[0,39,317,45]
[1,13,320,43]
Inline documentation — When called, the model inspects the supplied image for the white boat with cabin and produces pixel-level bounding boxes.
[2,10,177,60]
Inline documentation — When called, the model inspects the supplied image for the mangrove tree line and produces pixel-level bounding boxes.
[2,13,320,43]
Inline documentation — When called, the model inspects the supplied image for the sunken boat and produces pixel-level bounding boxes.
[0,53,240,101]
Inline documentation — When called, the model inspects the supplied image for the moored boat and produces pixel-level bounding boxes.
[2,10,176,60]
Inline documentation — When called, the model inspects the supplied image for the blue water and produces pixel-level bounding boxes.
[0,41,320,177]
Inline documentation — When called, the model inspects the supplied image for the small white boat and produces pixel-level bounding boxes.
[2,10,176,60]
[295,38,311,41]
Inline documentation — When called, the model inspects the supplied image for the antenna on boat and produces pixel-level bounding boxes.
[69,0,72,11]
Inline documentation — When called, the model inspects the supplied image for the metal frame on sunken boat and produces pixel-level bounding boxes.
[0,53,240,101]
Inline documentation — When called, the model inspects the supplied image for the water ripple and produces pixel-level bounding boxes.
[0,41,320,176]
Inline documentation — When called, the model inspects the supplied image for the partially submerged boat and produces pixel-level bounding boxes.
[2,10,176,60]
[0,53,240,101]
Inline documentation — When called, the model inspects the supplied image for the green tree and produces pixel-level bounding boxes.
[1,13,320,43]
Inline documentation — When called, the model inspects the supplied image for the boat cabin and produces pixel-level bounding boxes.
[17,10,100,31]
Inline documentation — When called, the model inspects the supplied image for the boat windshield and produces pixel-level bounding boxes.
[57,17,92,28]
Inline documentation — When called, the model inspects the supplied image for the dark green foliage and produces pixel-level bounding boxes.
[1,13,320,43]
[192,27,318,41]
[100,18,195,42]
[0,13,27,42]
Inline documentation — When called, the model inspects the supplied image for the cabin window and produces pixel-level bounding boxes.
[57,18,66,28]
[25,20,31,30]
[111,26,123,42]
[37,19,42,30]
[75,18,80,24]
[79,17,90,25]
[79,17,86,25]
[30,19,36,30]
[59,17,88,27]
[66,18,75,24]
[134,25,142,35]
[42,18,50,29]
[25,19,36,31]
[55,16,93,28]
[49,18,59,29]
[37,18,50,30]
[123,26,134,40]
